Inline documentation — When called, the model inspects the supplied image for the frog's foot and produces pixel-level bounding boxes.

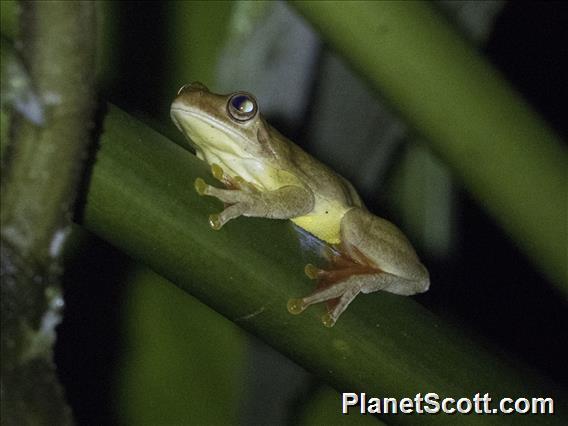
[287,251,381,327]
[195,164,262,230]
[287,278,364,328]
[195,178,257,230]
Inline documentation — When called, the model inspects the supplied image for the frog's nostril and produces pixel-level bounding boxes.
[191,81,209,90]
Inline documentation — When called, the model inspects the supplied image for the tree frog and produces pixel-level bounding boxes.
[171,82,429,327]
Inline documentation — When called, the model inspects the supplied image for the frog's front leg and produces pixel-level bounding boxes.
[288,208,429,327]
[195,164,314,229]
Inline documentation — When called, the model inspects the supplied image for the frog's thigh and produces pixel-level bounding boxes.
[340,207,405,265]
[356,273,423,296]
[339,208,428,295]
[324,273,417,325]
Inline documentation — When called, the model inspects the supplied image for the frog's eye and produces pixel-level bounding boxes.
[228,92,258,122]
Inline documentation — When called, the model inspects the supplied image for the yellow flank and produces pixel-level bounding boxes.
[291,203,351,244]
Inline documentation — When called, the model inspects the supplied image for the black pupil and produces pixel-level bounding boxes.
[232,95,253,113]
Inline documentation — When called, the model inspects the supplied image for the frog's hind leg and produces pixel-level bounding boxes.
[287,247,382,327]
[288,270,417,327]
[287,207,429,327]
[307,246,377,306]
[288,279,364,328]
[287,273,362,327]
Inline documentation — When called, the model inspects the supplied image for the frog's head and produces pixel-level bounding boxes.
[170,82,281,167]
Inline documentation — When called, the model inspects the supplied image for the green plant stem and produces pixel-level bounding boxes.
[1,2,96,424]
[81,104,565,424]
[290,0,568,292]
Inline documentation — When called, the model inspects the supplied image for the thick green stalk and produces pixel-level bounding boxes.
[81,104,565,424]
[290,1,568,292]
[1,2,96,424]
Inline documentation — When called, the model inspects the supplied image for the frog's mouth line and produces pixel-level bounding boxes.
[171,106,244,138]
[170,106,263,160]
[170,106,248,140]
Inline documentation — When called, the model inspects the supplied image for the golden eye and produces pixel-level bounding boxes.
[227,92,258,122]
